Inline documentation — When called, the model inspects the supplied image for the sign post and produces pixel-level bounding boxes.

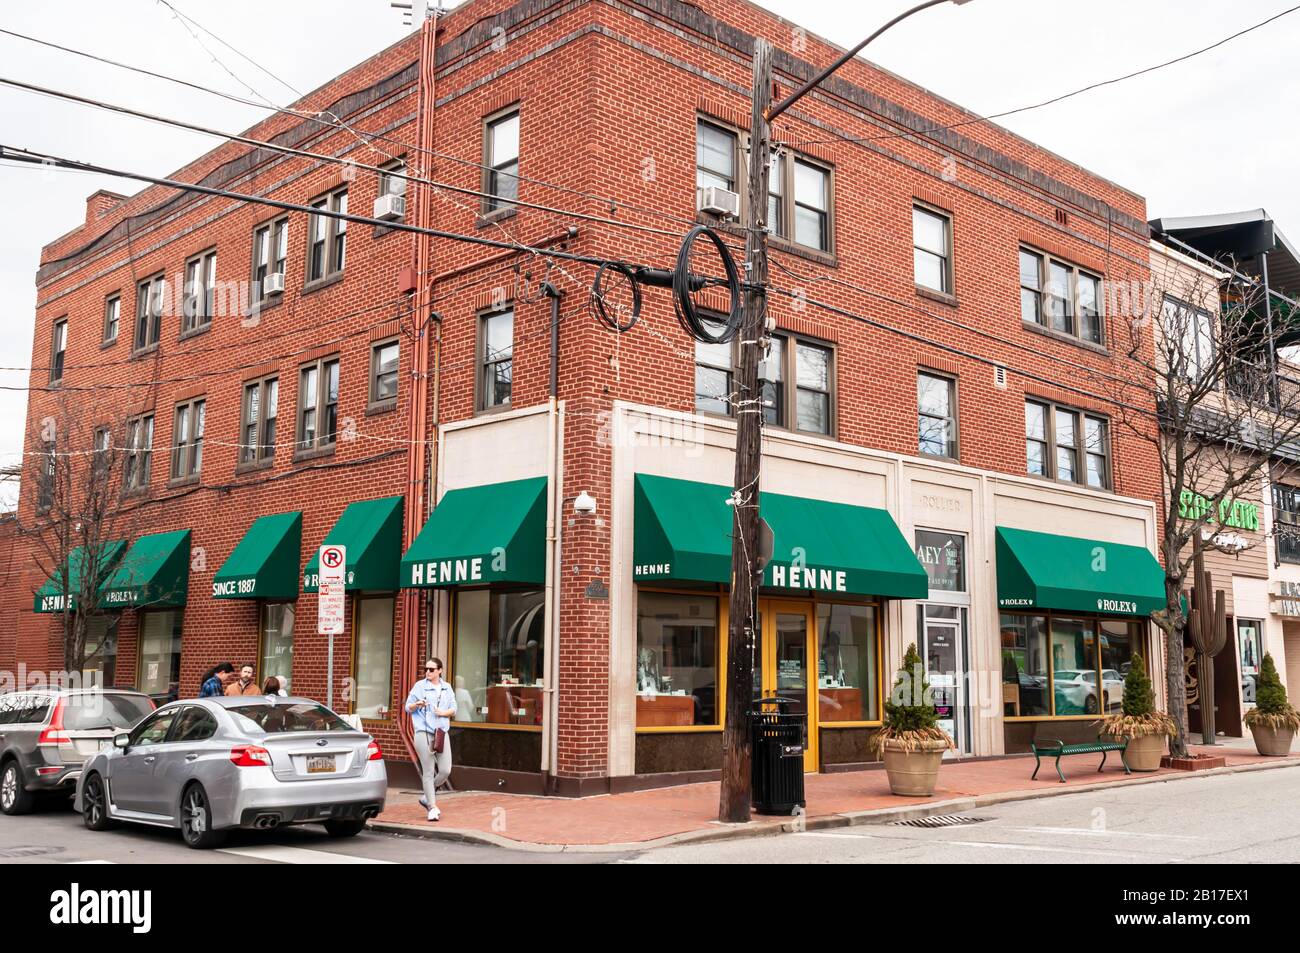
[317,544,347,709]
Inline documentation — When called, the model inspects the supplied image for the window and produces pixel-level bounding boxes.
[369,339,399,408]
[170,706,219,743]
[484,108,519,215]
[50,317,67,385]
[129,707,177,745]
[103,295,120,344]
[92,426,111,477]
[123,414,154,492]
[253,217,288,301]
[36,441,55,513]
[171,398,205,480]
[792,159,830,252]
[1002,614,1140,718]
[696,328,833,435]
[240,376,278,465]
[917,371,957,458]
[913,205,952,294]
[137,609,182,701]
[816,603,879,722]
[260,602,295,692]
[696,120,737,192]
[182,249,217,333]
[1025,399,1109,489]
[379,161,407,201]
[636,591,719,727]
[915,529,966,593]
[82,615,118,686]
[1274,483,1300,564]
[1020,248,1104,344]
[296,358,339,452]
[478,309,513,411]
[1161,295,1215,380]
[354,595,394,719]
[307,188,347,283]
[134,274,164,351]
[453,589,545,726]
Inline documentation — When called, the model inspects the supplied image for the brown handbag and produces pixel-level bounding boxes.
[433,728,446,753]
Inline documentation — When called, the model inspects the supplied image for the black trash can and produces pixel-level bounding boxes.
[750,697,806,815]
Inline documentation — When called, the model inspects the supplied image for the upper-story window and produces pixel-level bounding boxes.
[183,249,217,334]
[1025,399,1109,490]
[36,441,55,513]
[50,317,67,385]
[478,309,513,411]
[134,274,164,352]
[103,294,120,345]
[171,398,205,481]
[240,375,278,466]
[369,339,399,410]
[379,162,407,203]
[696,120,737,193]
[1161,295,1215,381]
[297,357,339,453]
[694,317,734,416]
[917,371,958,459]
[913,205,952,295]
[253,217,288,302]
[307,188,347,284]
[1020,248,1104,345]
[1274,483,1300,564]
[123,414,154,493]
[767,153,831,252]
[483,108,519,216]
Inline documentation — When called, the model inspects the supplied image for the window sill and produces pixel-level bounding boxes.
[476,207,518,229]
[293,445,337,464]
[1022,320,1109,356]
[131,344,160,360]
[770,236,837,268]
[916,285,958,308]
[234,458,275,476]
[366,400,398,417]
[167,474,201,489]
[121,487,150,501]
[918,449,960,464]
[1024,470,1112,495]
[178,322,212,343]
[302,272,345,297]
[100,338,118,351]
[473,401,514,418]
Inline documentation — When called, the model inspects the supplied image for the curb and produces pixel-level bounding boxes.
[366,755,1300,853]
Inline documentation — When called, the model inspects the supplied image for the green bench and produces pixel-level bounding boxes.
[1030,738,1130,783]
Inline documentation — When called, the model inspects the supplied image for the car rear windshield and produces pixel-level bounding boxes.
[226,703,353,735]
[63,694,156,730]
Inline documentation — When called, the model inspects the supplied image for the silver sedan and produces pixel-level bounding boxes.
[74,696,387,849]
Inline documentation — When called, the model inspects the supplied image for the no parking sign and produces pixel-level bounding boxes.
[317,544,347,635]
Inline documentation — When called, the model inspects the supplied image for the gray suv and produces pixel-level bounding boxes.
[0,688,155,814]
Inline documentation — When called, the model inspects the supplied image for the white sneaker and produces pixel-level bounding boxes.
[426,807,440,822]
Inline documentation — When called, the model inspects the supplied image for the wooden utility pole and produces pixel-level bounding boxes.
[719,37,773,824]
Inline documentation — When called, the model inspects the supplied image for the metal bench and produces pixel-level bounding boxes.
[1030,738,1130,783]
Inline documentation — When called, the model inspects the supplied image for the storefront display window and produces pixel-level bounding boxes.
[1001,613,1049,717]
[915,530,965,593]
[816,603,878,722]
[138,610,182,701]
[635,591,719,727]
[1238,619,1262,706]
[354,595,393,719]
[260,602,295,692]
[82,615,118,687]
[1003,612,1145,718]
[454,588,545,726]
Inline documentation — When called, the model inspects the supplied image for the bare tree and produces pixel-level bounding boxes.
[1100,248,1300,757]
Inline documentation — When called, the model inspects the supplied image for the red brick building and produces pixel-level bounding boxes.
[8,0,1166,794]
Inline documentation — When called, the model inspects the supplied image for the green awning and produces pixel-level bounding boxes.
[99,530,192,608]
[995,526,1165,617]
[34,540,127,613]
[401,477,547,588]
[633,473,928,599]
[213,512,302,600]
[303,496,404,592]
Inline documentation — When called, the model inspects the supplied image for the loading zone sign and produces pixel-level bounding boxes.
[317,544,346,636]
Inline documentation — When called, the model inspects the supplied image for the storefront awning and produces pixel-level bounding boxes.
[34,540,127,613]
[212,511,302,600]
[401,477,547,588]
[98,530,192,609]
[995,526,1165,617]
[303,496,404,592]
[633,474,928,599]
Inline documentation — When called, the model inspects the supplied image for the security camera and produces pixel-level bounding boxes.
[573,491,597,516]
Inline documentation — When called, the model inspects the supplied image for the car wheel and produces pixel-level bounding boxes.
[1085,693,1099,714]
[323,818,367,838]
[179,783,226,850]
[82,773,116,831]
[0,760,35,816]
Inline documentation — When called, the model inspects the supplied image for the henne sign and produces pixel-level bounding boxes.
[407,557,485,586]
[633,561,849,593]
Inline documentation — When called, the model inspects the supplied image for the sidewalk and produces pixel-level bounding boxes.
[369,744,1300,852]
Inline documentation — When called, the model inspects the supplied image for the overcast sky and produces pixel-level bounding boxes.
[2,0,1297,507]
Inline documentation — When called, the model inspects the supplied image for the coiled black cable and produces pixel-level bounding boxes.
[673,225,742,344]
[589,260,643,332]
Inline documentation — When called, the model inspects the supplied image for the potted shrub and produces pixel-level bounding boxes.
[1244,653,1300,756]
[1099,653,1174,771]
[875,643,953,796]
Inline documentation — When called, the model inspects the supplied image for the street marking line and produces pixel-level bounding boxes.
[943,839,1145,859]
[216,845,393,864]
[65,859,115,864]
[1006,826,1200,841]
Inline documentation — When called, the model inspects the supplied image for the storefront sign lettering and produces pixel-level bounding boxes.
[212,579,256,597]
[915,530,965,593]
[408,557,484,586]
[1177,490,1259,531]
[634,563,672,577]
[39,594,69,612]
[1274,598,1300,618]
[1000,597,1034,607]
[768,564,847,592]
[1278,580,1300,599]
[1096,598,1138,614]
[103,590,137,606]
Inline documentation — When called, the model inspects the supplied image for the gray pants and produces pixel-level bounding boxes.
[414,730,452,808]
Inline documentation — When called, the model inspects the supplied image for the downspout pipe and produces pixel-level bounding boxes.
[540,281,562,778]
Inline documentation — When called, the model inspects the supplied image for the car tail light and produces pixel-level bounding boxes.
[230,745,272,767]
[37,698,68,747]
[366,741,383,761]
[35,766,62,776]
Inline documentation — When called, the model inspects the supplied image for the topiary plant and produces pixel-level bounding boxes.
[1101,653,1176,739]
[1244,653,1300,732]
[876,643,953,752]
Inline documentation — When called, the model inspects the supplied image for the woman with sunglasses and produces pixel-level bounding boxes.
[404,658,456,821]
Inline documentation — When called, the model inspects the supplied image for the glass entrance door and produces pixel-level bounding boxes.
[920,604,970,756]
[756,600,818,772]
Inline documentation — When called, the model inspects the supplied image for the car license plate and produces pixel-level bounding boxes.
[306,755,335,774]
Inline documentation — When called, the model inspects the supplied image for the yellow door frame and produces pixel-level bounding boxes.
[759,598,819,772]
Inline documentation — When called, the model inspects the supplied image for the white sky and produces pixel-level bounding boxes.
[2,0,1298,507]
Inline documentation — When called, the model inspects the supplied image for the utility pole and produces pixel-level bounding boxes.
[719,37,773,824]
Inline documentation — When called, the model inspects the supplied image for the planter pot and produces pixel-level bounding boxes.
[1249,722,1296,757]
[1114,732,1165,772]
[880,738,948,797]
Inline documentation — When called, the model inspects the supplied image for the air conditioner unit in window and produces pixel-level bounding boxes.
[262,272,285,296]
[697,186,740,219]
[373,193,406,221]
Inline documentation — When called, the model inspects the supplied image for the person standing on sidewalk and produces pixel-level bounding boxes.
[405,658,455,822]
